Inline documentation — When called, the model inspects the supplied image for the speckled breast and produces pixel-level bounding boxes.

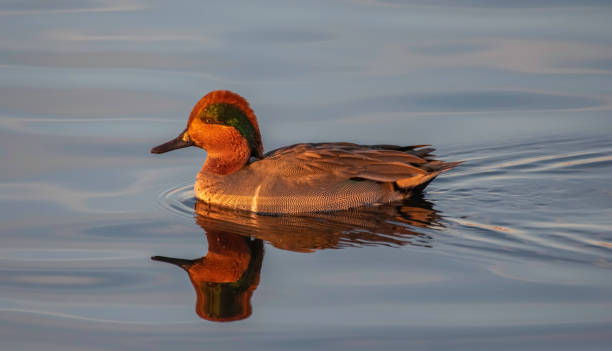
[194,170,403,214]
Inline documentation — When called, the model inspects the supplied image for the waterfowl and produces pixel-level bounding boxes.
[151,90,460,214]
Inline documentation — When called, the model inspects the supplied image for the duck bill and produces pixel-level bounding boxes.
[151,255,194,270]
[150,129,194,154]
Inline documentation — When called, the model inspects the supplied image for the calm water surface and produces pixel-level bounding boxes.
[1,1,612,350]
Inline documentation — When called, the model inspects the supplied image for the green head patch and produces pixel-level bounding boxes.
[200,103,260,156]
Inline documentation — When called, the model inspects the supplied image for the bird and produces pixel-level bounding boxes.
[151,90,460,214]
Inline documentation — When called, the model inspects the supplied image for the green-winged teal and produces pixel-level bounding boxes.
[151,90,460,213]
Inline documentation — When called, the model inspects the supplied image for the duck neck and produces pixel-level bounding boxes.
[201,139,251,175]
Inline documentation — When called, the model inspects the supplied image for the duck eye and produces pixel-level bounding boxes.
[205,118,214,124]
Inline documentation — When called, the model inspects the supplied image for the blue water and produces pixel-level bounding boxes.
[1,1,611,350]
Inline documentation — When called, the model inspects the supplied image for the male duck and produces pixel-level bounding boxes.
[151,90,460,214]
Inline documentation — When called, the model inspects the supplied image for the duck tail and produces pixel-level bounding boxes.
[394,160,462,194]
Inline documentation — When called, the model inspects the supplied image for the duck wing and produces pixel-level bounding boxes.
[261,143,459,189]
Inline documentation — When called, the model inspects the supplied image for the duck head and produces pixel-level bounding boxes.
[151,90,263,175]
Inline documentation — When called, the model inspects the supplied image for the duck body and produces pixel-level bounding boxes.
[152,90,460,214]
[196,142,457,214]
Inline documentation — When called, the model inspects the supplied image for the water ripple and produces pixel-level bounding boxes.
[438,135,612,266]
[156,182,196,219]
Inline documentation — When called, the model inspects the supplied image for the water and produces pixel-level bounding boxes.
[1,1,612,350]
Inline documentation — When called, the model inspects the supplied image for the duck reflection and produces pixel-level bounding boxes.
[152,231,263,322]
[152,197,440,322]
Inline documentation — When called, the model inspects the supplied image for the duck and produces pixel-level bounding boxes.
[151,90,460,214]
